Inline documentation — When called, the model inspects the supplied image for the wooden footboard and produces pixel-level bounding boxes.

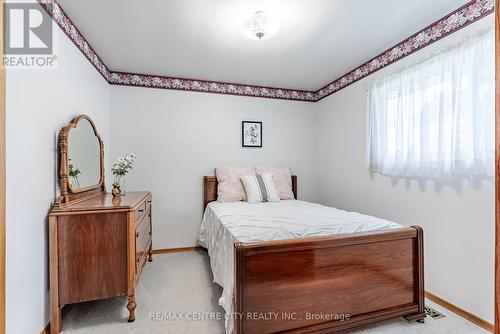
[234,226,425,334]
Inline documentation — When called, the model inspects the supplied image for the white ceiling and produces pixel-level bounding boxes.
[58,0,469,91]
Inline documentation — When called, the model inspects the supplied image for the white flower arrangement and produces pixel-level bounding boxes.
[111,153,136,196]
[112,153,136,177]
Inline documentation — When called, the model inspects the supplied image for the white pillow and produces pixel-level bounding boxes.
[240,173,280,203]
[255,167,294,199]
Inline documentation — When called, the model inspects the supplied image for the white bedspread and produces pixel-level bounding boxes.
[198,200,403,334]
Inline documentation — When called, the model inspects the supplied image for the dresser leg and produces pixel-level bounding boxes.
[148,244,153,262]
[127,295,137,322]
[51,305,62,334]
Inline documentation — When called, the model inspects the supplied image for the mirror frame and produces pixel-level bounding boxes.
[55,115,105,205]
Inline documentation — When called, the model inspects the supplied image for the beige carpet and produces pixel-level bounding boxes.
[60,250,489,334]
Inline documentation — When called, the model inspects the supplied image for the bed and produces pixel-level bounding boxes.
[199,175,425,334]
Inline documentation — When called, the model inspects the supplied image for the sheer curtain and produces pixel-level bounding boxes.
[368,28,494,179]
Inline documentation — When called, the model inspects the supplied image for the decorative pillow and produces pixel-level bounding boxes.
[255,166,294,199]
[240,174,280,203]
[216,166,255,202]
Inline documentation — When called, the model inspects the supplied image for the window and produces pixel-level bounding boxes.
[368,28,494,178]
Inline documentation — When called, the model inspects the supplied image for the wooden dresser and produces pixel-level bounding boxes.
[49,191,152,333]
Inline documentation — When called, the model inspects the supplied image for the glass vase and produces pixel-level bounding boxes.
[112,175,126,197]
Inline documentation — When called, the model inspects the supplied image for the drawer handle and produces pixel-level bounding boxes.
[136,231,139,238]
[138,209,144,213]
[147,200,151,204]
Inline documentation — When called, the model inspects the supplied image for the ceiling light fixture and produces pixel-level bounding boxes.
[242,11,280,40]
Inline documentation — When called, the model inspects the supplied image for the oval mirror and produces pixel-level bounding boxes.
[57,115,105,205]
[67,118,101,190]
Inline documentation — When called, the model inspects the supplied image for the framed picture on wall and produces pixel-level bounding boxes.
[242,121,262,148]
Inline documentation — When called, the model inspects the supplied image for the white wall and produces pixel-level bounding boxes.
[5,15,111,334]
[315,16,494,323]
[110,86,317,249]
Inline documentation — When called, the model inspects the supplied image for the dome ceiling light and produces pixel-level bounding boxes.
[242,11,280,40]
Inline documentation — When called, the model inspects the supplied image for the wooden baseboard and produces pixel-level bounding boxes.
[40,323,50,334]
[425,291,494,332]
[151,246,204,255]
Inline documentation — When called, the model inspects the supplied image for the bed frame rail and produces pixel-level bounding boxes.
[234,226,425,334]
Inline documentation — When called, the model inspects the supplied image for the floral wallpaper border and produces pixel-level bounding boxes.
[38,0,494,102]
[315,0,495,100]
[110,72,317,101]
[38,0,112,82]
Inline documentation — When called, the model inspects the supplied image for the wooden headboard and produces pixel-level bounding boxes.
[203,175,297,208]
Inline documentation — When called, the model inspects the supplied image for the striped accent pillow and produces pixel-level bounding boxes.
[240,173,280,203]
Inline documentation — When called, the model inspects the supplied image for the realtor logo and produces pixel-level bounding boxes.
[3,3,57,68]
[5,3,52,54]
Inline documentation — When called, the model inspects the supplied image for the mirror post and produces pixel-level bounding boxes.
[58,128,69,204]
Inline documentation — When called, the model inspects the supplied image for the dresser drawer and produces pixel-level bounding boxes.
[135,213,151,270]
